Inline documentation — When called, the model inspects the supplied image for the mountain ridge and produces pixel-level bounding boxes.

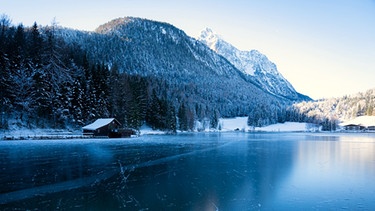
[198,28,310,101]
[56,16,311,125]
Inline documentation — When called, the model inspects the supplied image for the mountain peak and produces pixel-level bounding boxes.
[199,28,218,39]
[95,17,136,34]
[198,28,307,100]
[198,28,222,51]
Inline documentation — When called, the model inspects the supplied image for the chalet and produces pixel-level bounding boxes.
[342,124,364,131]
[340,116,375,132]
[83,118,122,137]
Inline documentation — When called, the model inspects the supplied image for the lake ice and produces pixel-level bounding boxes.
[0,132,375,210]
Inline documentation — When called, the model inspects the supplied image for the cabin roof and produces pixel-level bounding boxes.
[82,118,120,130]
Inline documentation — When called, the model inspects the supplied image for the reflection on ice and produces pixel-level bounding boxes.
[280,135,375,210]
[0,133,375,210]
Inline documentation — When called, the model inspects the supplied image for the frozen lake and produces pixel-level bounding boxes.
[1,133,375,210]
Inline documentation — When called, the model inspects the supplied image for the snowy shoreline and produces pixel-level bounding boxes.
[11,116,375,140]
[1,120,317,141]
[1,127,373,141]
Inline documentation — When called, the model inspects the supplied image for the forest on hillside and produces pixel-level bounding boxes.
[2,16,372,132]
[0,17,185,131]
[1,15,242,132]
[291,89,375,130]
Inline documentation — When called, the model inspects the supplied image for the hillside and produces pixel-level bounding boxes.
[291,88,375,127]
[57,17,302,121]
[1,16,311,131]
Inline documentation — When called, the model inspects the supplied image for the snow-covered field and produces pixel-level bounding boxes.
[139,125,166,135]
[254,122,318,132]
[218,117,318,132]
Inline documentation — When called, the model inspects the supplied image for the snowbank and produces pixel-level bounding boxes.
[254,122,316,132]
[1,128,84,140]
[139,125,166,135]
[218,117,318,132]
[218,117,250,132]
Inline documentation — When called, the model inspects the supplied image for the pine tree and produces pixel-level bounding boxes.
[166,104,177,132]
[39,21,72,127]
[71,78,85,126]
[11,24,34,122]
[0,15,12,128]
[31,69,53,127]
[108,63,121,118]
[178,103,188,131]
[55,82,73,128]
[210,109,219,129]
[146,90,161,129]
[28,22,43,68]
[125,76,147,129]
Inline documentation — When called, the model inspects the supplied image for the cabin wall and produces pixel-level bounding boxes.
[94,125,111,137]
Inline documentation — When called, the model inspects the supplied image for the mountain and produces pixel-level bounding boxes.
[50,16,318,128]
[59,17,295,117]
[1,16,315,130]
[198,28,310,101]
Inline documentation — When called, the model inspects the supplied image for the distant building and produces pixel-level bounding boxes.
[82,118,122,137]
[342,124,364,131]
[340,116,375,132]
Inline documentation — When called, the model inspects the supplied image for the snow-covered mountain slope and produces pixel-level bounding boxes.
[56,17,309,119]
[198,28,310,101]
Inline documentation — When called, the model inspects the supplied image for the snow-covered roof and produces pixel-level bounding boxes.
[340,116,375,127]
[82,118,119,130]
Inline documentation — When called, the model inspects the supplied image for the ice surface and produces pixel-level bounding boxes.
[1,133,375,210]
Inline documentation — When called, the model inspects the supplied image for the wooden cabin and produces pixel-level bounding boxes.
[82,118,122,137]
[343,124,364,131]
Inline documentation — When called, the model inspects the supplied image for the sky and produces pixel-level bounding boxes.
[2,0,375,99]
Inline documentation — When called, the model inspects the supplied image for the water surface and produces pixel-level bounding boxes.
[0,133,375,210]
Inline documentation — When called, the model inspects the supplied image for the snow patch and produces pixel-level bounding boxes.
[254,122,316,132]
[160,27,167,35]
[139,124,166,135]
[218,117,249,132]
[218,117,318,132]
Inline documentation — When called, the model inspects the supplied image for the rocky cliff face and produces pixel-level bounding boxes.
[198,28,310,101]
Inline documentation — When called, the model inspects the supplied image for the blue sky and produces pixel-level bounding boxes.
[2,0,375,99]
